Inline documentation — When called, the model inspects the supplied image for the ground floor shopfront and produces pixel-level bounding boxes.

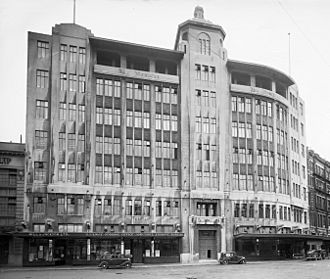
[16,232,183,266]
[234,233,330,260]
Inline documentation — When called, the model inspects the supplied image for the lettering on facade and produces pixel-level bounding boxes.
[0,157,12,165]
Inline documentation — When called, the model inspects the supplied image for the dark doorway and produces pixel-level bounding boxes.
[132,239,143,263]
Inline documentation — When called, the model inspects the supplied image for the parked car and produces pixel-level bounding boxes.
[305,250,322,261]
[219,251,246,264]
[98,253,132,269]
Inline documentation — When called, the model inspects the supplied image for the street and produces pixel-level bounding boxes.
[1,260,330,279]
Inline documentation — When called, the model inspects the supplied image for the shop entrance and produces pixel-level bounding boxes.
[199,230,216,260]
[132,239,143,263]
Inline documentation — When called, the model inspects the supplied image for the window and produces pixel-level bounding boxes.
[60,73,67,91]
[259,204,264,218]
[57,197,65,214]
[58,163,65,181]
[232,96,237,112]
[246,123,252,138]
[232,122,238,137]
[60,44,67,61]
[249,204,254,218]
[69,46,77,62]
[156,200,162,216]
[79,48,86,64]
[36,100,48,119]
[238,122,245,138]
[34,162,47,182]
[78,134,85,152]
[69,74,77,91]
[36,70,48,88]
[196,116,202,133]
[195,64,201,79]
[134,200,142,215]
[68,134,76,150]
[59,102,66,120]
[33,197,46,213]
[246,98,252,113]
[199,37,210,55]
[78,75,86,93]
[68,103,76,121]
[210,91,216,107]
[210,67,216,82]
[35,130,48,149]
[37,41,49,58]
[238,97,245,113]
[67,164,75,182]
[78,105,85,122]
[202,65,209,81]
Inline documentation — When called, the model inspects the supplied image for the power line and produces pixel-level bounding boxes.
[274,0,330,69]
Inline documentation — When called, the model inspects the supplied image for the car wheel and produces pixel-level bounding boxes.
[126,263,132,268]
[223,259,228,265]
[101,263,108,269]
[241,259,246,264]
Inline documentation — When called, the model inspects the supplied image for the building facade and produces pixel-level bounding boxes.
[307,149,330,253]
[20,6,315,266]
[0,142,25,266]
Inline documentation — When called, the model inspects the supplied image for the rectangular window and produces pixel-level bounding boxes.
[249,204,254,218]
[195,64,201,79]
[60,73,67,91]
[202,65,209,81]
[79,47,86,64]
[59,102,66,120]
[210,66,215,82]
[34,162,47,182]
[238,122,246,138]
[144,84,150,101]
[69,46,77,62]
[232,96,237,112]
[134,200,142,215]
[33,196,46,213]
[67,164,75,182]
[78,134,85,152]
[36,70,48,88]
[78,105,85,122]
[232,122,238,137]
[36,100,48,119]
[78,75,86,93]
[37,41,49,58]
[246,123,252,138]
[67,133,76,150]
[68,103,76,121]
[246,98,252,113]
[238,97,245,113]
[35,130,48,149]
[59,132,66,150]
[69,74,77,91]
[57,197,65,214]
[60,44,67,61]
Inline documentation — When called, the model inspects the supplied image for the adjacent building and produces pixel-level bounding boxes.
[307,149,330,253]
[19,6,317,266]
[0,141,25,266]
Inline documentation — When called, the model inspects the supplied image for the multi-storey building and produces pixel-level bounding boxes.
[307,149,330,253]
[20,6,315,266]
[0,141,25,266]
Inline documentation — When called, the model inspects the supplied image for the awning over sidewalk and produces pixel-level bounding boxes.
[13,231,184,239]
[234,233,329,241]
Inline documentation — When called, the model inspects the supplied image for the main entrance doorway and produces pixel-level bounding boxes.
[199,230,216,259]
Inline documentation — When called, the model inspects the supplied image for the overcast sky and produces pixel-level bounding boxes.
[0,0,329,160]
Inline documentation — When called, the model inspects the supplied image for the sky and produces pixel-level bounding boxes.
[0,0,329,160]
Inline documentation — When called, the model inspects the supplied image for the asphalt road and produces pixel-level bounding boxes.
[1,260,330,279]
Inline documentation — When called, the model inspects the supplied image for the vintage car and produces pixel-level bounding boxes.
[98,254,132,269]
[219,251,247,264]
[305,250,323,261]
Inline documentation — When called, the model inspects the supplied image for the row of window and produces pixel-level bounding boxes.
[96,137,120,155]
[60,73,86,92]
[96,78,121,97]
[58,163,84,183]
[196,89,216,107]
[195,64,216,82]
[60,44,86,64]
[196,143,216,161]
[59,133,85,151]
[231,122,252,138]
[196,117,216,133]
[196,171,217,188]
[233,174,275,192]
[59,103,85,121]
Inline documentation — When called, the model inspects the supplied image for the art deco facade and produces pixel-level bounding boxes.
[20,6,315,266]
